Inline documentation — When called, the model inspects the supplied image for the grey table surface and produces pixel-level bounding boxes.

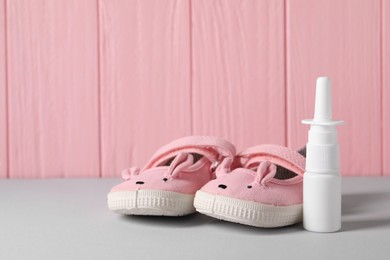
[1,177,389,260]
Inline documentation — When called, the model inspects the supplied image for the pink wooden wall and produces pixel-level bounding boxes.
[0,0,388,178]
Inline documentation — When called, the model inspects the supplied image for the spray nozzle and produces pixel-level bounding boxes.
[302,77,344,126]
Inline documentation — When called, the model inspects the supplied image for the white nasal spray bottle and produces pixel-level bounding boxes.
[302,77,344,232]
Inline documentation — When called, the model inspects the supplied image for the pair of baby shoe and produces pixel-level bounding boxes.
[107,136,306,228]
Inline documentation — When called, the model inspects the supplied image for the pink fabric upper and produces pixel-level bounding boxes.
[199,144,306,206]
[111,136,236,195]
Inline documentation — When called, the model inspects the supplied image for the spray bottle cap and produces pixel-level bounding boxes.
[302,77,344,126]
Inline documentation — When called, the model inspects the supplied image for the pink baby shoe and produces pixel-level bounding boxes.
[108,136,235,216]
[194,144,306,227]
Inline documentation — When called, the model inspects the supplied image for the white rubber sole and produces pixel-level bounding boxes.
[107,190,195,216]
[194,191,303,228]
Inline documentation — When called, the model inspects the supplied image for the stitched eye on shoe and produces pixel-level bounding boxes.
[135,181,144,185]
[218,184,227,189]
[163,178,168,182]
[247,185,252,189]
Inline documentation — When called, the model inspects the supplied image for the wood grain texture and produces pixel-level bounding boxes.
[0,0,6,178]
[7,0,100,178]
[0,0,386,178]
[287,0,382,176]
[191,0,286,152]
[99,0,191,177]
[384,0,390,176]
